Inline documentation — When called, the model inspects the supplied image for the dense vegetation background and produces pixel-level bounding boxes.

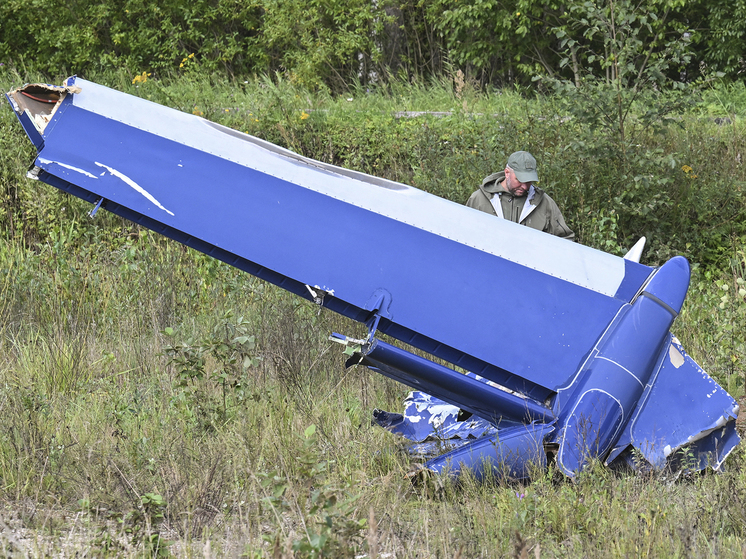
[2,0,746,89]
[0,1,746,557]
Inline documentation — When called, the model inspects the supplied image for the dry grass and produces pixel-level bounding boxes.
[0,234,742,558]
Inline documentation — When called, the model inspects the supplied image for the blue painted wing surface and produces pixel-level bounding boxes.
[423,424,555,482]
[373,390,498,443]
[607,337,740,471]
[550,256,693,475]
[4,78,741,480]
[372,388,551,482]
[369,375,555,480]
[5,77,652,400]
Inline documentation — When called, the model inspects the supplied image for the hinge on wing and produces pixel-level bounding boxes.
[363,288,392,340]
[328,288,392,361]
[305,284,334,306]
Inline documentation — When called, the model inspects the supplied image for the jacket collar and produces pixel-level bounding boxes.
[481,171,506,194]
[482,173,543,223]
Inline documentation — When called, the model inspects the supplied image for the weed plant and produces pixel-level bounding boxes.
[0,65,745,556]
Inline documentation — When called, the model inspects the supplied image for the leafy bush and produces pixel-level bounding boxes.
[258,424,367,558]
[2,0,746,89]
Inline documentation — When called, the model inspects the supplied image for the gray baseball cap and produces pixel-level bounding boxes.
[507,151,539,183]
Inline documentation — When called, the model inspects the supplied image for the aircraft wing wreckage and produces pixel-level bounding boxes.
[6,77,740,480]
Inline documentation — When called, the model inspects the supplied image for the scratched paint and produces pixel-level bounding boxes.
[95,162,175,216]
[38,157,99,179]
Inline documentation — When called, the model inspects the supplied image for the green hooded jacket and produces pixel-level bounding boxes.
[466,171,575,240]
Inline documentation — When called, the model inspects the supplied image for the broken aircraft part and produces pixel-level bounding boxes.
[5,78,740,480]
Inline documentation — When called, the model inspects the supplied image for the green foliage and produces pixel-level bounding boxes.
[526,0,744,260]
[122,493,172,557]
[259,424,367,558]
[429,0,565,82]
[163,311,259,423]
[2,0,746,89]
[577,209,626,255]
[677,256,746,397]
[80,492,172,557]
[545,0,695,148]
[0,0,264,78]
[700,80,746,118]
[0,0,387,90]
[699,0,746,78]
[258,0,391,90]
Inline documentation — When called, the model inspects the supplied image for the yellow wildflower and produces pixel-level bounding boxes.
[300,111,310,120]
[131,71,151,85]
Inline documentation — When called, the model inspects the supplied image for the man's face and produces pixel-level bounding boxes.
[505,167,531,197]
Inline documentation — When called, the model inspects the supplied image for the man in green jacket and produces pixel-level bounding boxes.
[466,151,574,240]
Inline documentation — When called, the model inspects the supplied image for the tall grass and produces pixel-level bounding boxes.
[0,66,745,556]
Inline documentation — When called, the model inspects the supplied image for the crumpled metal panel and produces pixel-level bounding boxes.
[373,381,501,444]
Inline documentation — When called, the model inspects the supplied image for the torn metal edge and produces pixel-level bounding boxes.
[6,82,82,135]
